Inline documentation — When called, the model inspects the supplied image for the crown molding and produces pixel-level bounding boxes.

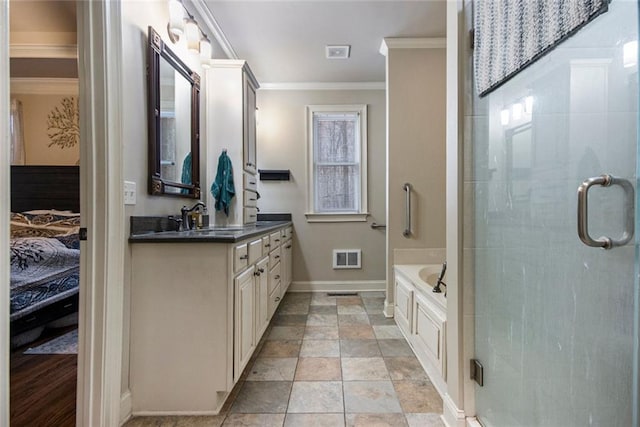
[10,78,78,95]
[379,37,446,56]
[260,82,385,91]
[10,44,77,59]
[189,0,238,59]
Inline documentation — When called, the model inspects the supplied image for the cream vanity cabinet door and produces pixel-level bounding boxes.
[243,72,258,175]
[234,266,256,382]
[255,256,269,338]
[282,239,293,294]
[394,274,413,336]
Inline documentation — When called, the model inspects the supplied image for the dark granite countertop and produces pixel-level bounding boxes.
[129,220,292,243]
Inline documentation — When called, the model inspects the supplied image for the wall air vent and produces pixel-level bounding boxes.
[326,45,351,59]
[333,249,361,269]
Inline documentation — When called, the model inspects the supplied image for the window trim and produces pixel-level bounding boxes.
[305,104,368,222]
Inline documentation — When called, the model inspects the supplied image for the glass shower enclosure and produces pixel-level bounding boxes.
[465,1,639,425]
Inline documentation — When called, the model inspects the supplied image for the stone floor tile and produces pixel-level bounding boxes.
[295,357,342,380]
[336,297,363,306]
[259,340,301,358]
[277,302,310,315]
[363,302,385,315]
[222,413,285,426]
[300,339,340,357]
[246,358,298,381]
[267,326,305,340]
[340,340,381,358]
[287,381,344,413]
[384,357,429,381]
[272,315,308,326]
[309,305,338,315]
[377,339,415,357]
[345,413,408,427]
[339,325,375,340]
[405,413,445,427]
[359,291,386,299]
[304,326,340,340]
[341,357,389,381]
[343,381,402,413]
[367,314,396,326]
[337,305,367,315]
[283,292,312,300]
[284,413,345,427]
[230,381,292,413]
[338,314,371,326]
[175,416,227,427]
[372,325,404,340]
[393,381,443,413]
[310,294,337,306]
[306,314,338,326]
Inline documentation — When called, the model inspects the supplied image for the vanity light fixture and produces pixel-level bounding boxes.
[200,34,212,68]
[166,0,214,67]
[168,0,184,36]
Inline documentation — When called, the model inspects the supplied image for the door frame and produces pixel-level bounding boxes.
[0,1,125,425]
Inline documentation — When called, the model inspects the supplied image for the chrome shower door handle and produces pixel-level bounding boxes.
[577,174,634,249]
[403,183,412,238]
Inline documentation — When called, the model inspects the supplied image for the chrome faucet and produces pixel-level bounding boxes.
[181,201,206,231]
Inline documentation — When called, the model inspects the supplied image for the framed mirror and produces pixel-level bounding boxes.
[147,26,201,198]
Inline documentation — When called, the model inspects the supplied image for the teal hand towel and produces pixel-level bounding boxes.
[211,151,235,216]
[180,152,192,195]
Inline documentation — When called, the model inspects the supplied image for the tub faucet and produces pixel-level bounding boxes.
[433,261,447,294]
[181,201,206,230]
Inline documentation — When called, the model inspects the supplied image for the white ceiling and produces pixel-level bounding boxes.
[203,1,446,84]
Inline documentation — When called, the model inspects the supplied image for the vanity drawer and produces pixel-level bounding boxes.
[243,173,258,192]
[286,227,293,239]
[244,207,258,224]
[248,238,262,265]
[234,243,248,273]
[244,190,258,207]
[262,236,271,255]
[269,246,281,266]
[269,231,281,249]
[268,262,281,294]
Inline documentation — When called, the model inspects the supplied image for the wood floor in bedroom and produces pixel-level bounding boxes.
[10,326,77,427]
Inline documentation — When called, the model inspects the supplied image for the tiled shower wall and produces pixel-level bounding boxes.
[464,1,638,425]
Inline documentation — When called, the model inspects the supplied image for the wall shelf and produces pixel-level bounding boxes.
[258,169,290,181]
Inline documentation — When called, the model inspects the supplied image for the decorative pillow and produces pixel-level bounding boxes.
[10,210,80,239]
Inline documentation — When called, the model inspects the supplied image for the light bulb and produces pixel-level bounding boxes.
[168,0,184,36]
[185,17,200,54]
[200,35,212,68]
[624,40,638,68]
[512,103,523,121]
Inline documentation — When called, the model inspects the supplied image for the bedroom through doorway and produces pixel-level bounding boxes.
[8,2,80,425]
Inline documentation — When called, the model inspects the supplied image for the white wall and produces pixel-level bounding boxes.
[386,47,447,300]
[256,89,386,286]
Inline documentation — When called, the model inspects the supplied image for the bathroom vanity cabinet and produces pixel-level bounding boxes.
[206,60,260,225]
[393,265,447,395]
[129,224,293,415]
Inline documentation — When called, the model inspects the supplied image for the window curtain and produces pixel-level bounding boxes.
[10,99,25,165]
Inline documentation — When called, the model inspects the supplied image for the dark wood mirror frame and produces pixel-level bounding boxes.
[147,26,201,198]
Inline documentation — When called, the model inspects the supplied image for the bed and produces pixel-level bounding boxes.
[10,166,80,347]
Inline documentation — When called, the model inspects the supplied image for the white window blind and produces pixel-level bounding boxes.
[313,112,360,213]
[306,105,368,222]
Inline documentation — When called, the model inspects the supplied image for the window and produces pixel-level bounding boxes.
[306,105,368,222]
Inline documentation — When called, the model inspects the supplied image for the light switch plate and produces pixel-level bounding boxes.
[124,181,137,205]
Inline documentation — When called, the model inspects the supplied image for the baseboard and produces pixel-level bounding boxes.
[466,417,482,427]
[443,393,467,427]
[383,299,394,317]
[132,410,220,416]
[289,280,385,292]
[119,390,132,426]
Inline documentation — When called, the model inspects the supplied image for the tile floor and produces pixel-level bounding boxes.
[125,292,444,427]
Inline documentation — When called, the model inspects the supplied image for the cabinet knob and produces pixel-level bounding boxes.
[275,255,280,259]
[259,268,265,273]
[275,297,281,302]
[254,271,261,276]
[286,245,292,249]
[239,254,248,260]
[275,275,280,280]
[275,239,280,242]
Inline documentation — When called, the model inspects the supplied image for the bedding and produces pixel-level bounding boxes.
[9,210,80,322]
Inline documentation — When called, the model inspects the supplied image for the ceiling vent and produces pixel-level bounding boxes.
[326,45,351,59]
